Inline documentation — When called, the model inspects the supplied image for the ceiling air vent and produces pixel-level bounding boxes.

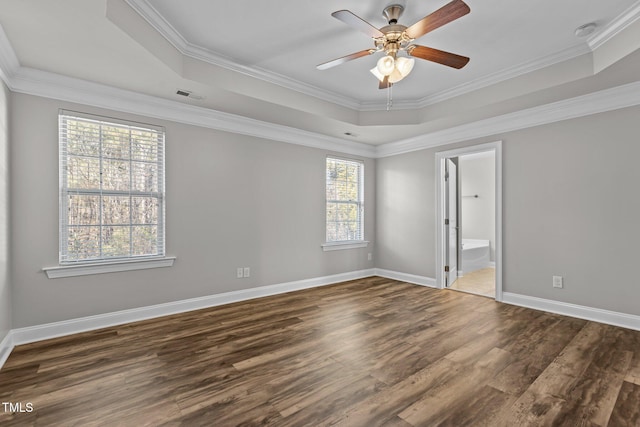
[176,89,205,100]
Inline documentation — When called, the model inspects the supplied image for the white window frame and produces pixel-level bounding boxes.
[44,111,174,278]
[322,156,368,251]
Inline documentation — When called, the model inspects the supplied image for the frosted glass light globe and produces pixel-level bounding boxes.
[395,57,415,77]
[376,55,395,76]
[370,67,385,82]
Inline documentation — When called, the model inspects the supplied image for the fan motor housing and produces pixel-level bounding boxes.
[383,4,404,24]
[376,24,412,54]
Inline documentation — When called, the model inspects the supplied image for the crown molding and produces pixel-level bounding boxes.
[0,24,19,85]
[415,44,592,108]
[123,0,362,110]
[124,0,640,112]
[588,0,640,50]
[376,80,640,157]
[0,25,374,157]
[8,66,375,158]
[11,61,639,159]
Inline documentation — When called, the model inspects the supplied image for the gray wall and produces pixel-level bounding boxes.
[376,149,436,276]
[10,93,375,328]
[377,105,640,317]
[0,82,10,342]
[460,153,496,261]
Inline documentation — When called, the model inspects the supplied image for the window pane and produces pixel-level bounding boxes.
[65,121,100,157]
[326,203,337,221]
[131,132,159,161]
[67,156,100,189]
[335,222,348,241]
[326,180,336,200]
[336,181,348,200]
[102,158,130,191]
[336,162,346,180]
[102,125,130,160]
[132,196,158,225]
[102,226,130,258]
[132,226,158,256]
[337,203,357,221]
[102,196,130,225]
[346,182,358,201]
[346,221,360,240]
[66,226,101,260]
[346,164,358,182]
[67,194,100,226]
[326,222,337,242]
[131,162,158,192]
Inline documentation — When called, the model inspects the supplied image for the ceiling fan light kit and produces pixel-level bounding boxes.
[370,56,415,83]
[317,0,471,97]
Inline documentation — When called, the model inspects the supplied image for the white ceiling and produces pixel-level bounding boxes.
[0,0,639,146]
[132,0,637,104]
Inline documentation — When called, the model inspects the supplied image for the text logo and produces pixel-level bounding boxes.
[2,402,34,413]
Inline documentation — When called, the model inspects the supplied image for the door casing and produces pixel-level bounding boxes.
[435,141,503,301]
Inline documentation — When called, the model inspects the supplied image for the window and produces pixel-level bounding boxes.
[325,157,365,245]
[58,111,165,264]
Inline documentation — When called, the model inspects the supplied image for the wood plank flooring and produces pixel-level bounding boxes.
[1,276,639,426]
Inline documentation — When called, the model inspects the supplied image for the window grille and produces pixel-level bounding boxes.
[59,111,165,263]
[326,157,364,242]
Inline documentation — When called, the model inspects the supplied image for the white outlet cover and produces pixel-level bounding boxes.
[553,276,563,288]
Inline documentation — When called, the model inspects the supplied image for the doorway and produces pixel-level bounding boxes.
[435,142,502,301]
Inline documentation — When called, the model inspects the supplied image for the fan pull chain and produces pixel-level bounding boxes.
[387,83,393,111]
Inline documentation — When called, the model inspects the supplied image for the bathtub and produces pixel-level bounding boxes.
[461,239,491,274]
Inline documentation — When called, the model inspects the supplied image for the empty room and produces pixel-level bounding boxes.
[1,0,640,425]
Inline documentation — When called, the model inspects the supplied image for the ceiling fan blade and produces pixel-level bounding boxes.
[316,49,375,70]
[405,0,470,40]
[408,45,469,69]
[332,10,385,38]
[379,75,391,90]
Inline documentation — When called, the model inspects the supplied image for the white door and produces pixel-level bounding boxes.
[446,159,458,286]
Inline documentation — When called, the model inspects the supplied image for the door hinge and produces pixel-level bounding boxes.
[445,172,449,180]
[444,265,450,272]
[444,219,449,225]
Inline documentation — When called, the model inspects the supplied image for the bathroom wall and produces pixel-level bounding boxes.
[459,152,495,261]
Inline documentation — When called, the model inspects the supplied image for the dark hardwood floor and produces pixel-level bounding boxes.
[1,276,639,426]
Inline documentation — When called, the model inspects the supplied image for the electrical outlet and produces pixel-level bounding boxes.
[553,276,563,288]
[237,268,244,279]
[368,253,372,261]
[243,267,250,278]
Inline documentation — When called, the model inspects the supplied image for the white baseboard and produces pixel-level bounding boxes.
[0,330,13,369]
[9,269,376,348]
[503,292,640,331]
[374,268,437,288]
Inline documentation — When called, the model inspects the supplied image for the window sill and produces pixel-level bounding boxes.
[321,241,369,251]
[43,256,176,279]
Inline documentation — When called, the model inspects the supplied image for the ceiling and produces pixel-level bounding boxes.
[0,0,639,146]
[136,0,634,103]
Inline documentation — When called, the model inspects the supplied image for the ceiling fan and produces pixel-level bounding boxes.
[317,0,471,89]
